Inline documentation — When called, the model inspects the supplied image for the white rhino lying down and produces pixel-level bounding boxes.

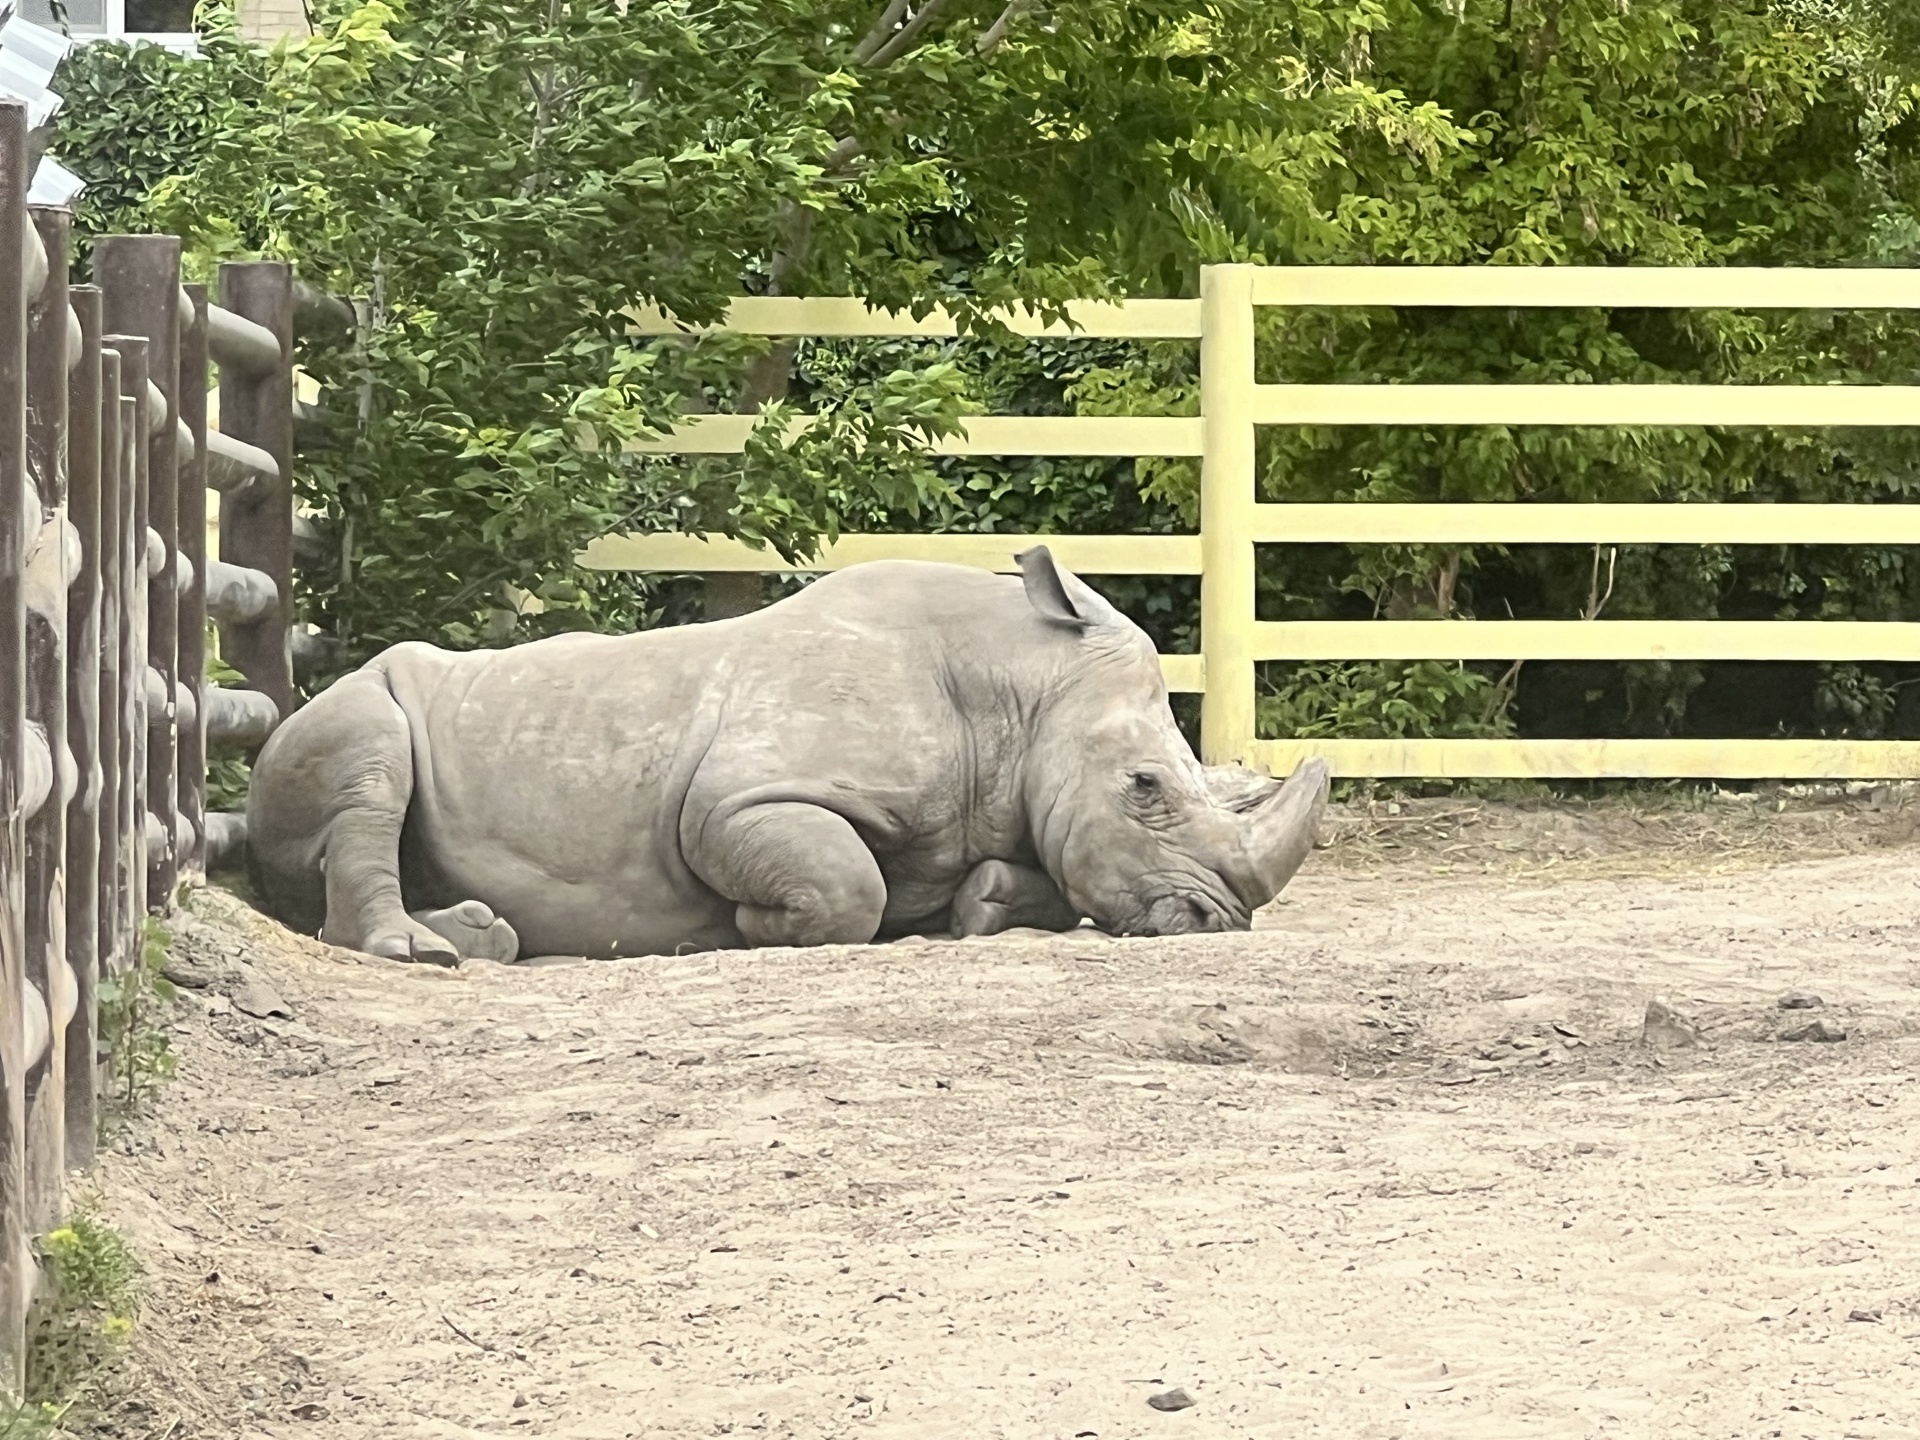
[247,548,1329,964]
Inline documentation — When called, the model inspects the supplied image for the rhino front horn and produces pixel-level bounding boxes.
[1245,757,1331,901]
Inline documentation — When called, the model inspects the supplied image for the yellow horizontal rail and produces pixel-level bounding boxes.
[626,296,1203,339]
[624,413,1202,457]
[1250,266,1920,311]
[1251,383,1920,428]
[1250,502,1920,546]
[1159,654,1205,693]
[1253,619,1920,662]
[577,531,1202,575]
[1253,736,1920,780]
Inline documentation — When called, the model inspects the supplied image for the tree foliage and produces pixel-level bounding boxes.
[51,0,1920,742]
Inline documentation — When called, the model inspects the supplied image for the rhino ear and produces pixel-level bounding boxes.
[1016,545,1093,631]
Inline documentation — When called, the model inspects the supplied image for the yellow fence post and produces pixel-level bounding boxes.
[1199,264,1259,766]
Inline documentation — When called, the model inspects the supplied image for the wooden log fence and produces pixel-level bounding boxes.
[0,94,323,1393]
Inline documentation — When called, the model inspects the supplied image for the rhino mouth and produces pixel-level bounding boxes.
[1110,886,1249,938]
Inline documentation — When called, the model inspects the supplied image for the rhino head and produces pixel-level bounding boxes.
[1016,547,1330,937]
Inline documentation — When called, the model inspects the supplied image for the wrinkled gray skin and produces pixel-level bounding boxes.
[247,549,1329,965]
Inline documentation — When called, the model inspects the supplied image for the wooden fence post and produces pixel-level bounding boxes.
[98,239,183,914]
[216,263,293,720]
[1198,264,1259,767]
[22,205,71,1234]
[103,336,148,969]
[177,286,208,879]
[64,288,102,1172]
[0,96,30,1398]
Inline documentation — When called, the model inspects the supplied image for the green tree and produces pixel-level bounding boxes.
[55,0,1920,746]
[97,0,1462,662]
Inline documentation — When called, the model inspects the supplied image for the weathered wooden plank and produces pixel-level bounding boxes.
[177,286,209,878]
[623,413,1203,457]
[1250,265,1920,310]
[215,264,294,721]
[1158,654,1204,693]
[0,98,30,1395]
[576,531,1201,575]
[626,296,1202,339]
[64,287,102,1172]
[1252,736,1920,780]
[100,237,185,913]
[1199,264,1260,767]
[1251,383,1920,428]
[1248,502,1920,546]
[1252,619,1920,663]
[23,205,71,1234]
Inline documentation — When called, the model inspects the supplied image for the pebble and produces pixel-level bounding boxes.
[1147,1388,1196,1412]
[1778,990,1825,1011]
[1780,1018,1847,1043]
[1640,998,1699,1050]
[232,976,293,1020]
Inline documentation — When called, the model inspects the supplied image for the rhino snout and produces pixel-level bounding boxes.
[1112,888,1245,938]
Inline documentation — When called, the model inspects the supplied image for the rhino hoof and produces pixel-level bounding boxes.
[363,924,461,967]
[411,901,520,964]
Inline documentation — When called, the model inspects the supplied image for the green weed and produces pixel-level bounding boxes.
[95,920,179,1139]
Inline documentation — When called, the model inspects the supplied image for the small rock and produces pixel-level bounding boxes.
[512,1393,529,1408]
[1147,1387,1196,1413]
[232,976,292,1020]
[1849,1308,1882,1323]
[161,954,222,990]
[1640,999,1698,1050]
[1781,1018,1847,1043]
[1778,990,1825,1011]
[290,1402,328,1421]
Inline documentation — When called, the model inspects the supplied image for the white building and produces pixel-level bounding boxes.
[17,0,308,50]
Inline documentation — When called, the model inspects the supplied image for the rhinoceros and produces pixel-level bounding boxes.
[247,548,1329,963]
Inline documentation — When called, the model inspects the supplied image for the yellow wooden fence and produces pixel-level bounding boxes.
[591,265,1920,781]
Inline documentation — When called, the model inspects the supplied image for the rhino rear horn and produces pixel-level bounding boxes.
[1245,757,1331,902]
[1016,545,1093,631]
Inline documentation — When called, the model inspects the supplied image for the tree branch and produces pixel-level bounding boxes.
[975,0,1031,56]
[865,0,958,68]
[824,134,865,171]
[854,0,912,64]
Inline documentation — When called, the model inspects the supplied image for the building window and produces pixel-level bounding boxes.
[19,0,200,51]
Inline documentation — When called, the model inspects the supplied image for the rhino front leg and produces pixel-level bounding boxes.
[950,859,1081,938]
[698,802,888,948]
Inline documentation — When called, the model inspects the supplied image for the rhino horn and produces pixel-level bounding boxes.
[1242,757,1330,902]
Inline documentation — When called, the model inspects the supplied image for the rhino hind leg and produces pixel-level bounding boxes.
[950,859,1081,938]
[410,900,520,963]
[699,801,887,948]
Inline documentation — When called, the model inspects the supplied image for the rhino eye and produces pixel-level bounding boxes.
[1129,771,1160,796]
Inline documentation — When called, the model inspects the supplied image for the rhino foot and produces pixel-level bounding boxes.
[410,900,521,964]
[360,920,462,967]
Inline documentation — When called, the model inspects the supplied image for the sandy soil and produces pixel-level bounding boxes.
[77,797,1920,1440]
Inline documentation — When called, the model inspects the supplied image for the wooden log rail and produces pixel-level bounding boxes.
[0,91,310,1389]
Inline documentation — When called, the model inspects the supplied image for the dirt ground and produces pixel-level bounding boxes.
[79,790,1920,1439]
